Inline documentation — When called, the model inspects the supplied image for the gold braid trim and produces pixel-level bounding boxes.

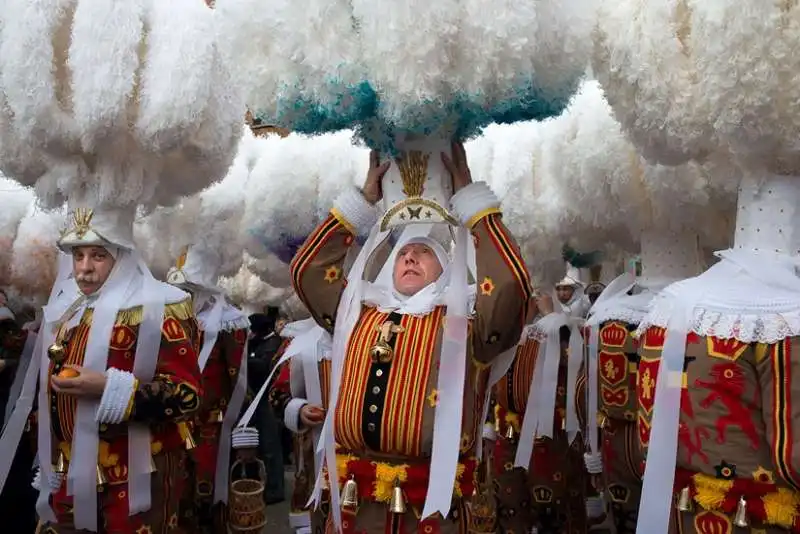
[80,298,194,327]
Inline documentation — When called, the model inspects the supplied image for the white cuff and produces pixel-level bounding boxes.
[586,494,605,518]
[584,451,603,474]
[285,398,309,434]
[332,187,378,236]
[95,368,137,424]
[449,182,500,227]
[482,422,496,441]
[232,427,259,449]
[33,468,63,492]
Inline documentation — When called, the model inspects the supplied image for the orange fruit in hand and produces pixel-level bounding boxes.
[57,368,80,378]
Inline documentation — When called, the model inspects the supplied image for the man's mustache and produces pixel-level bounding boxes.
[75,274,99,283]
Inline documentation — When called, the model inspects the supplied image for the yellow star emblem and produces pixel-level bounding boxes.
[324,265,341,284]
[752,466,775,484]
[480,277,495,296]
[427,389,439,407]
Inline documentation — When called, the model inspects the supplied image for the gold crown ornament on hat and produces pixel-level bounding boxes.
[57,202,137,252]
[166,246,190,286]
[380,137,459,231]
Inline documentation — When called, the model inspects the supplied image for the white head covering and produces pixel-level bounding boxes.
[362,234,452,316]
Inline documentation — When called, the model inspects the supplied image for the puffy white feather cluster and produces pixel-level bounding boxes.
[0,0,244,210]
[593,1,800,172]
[215,0,596,144]
[466,81,736,284]
[241,130,368,263]
[0,177,35,285]
[218,263,291,311]
[135,127,262,283]
[8,205,64,306]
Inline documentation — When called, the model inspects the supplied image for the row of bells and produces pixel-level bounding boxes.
[53,450,157,489]
[677,487,749,528]
[340,476,407,514]
[494,418,566,439]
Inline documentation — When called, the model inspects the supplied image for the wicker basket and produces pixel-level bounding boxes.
[229,458,267,533]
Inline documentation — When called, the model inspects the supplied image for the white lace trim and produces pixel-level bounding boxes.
[636,301,800,344]
[522,322,547,342]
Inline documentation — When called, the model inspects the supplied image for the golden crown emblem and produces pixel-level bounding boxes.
[532,486,553,504]
[600,322,628,348]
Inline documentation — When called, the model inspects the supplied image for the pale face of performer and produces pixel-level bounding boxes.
[393,243,443,297]
[72,246,116,295]
[555,284,575,305]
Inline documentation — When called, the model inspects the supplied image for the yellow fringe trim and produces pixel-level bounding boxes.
[80,298,193,327]
[691,472,800,528]
[493,404,522,433]
[335,454,469,503]
[763,488,800,528]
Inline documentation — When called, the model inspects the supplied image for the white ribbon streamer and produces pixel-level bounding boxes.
[215,338,249,503]
[422,225,469,520]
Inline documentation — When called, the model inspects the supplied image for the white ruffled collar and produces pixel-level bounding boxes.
[636,248,800,343]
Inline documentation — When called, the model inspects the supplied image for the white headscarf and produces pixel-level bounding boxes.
[362,235,451,316]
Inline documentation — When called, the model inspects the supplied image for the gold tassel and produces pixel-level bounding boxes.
[341,476,358,508]
[54,451,67,474]
[677,486,693,512]
[389,482,406,514]
[96,465,107,488]
[177,421,196,450]
[733,496,748,528]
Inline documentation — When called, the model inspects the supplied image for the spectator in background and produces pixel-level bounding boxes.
[247,307,287,504]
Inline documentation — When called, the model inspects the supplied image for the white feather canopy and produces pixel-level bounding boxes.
[8,205,64,306]
[241,130,368,264]
[215,0,597,147]
[0,177,36,284]
[593,1,800,172]
[534,81,736,254]
[0,0,244,210]
[135,127,258,282]
[219,263,292,310]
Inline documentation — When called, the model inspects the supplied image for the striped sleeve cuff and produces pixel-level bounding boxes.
[450,182,501,228]
[331,187,379,236]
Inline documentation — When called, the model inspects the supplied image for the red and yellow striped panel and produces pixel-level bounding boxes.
[481,214,533,309]
[770,339,800,491]
[380,307,441,456]
[290,214,344,304]
[335,307,388,451]
[54,322,91,442]
[495,338,539,414]
[318,359,332,411]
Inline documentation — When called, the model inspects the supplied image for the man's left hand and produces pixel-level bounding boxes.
[51,365,107,398]
[442,141,473,192]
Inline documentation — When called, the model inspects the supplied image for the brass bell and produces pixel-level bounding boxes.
[676,486,693,512]
[389,482,406,514]
[96,464,107,487]
[177,421,196,450]
[597,412,608,429]
[54,450,67,474]
[341,476,358,508]
[47,343,66,362]
[733,496,748,528]
[369,341,393,364]
[215,410,225,423]
[505,425,515,440]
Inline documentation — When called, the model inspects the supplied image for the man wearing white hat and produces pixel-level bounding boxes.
[33,205,203,533]
[166,244,250,534]
[291,143,533,533]
[555,263,591,319]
